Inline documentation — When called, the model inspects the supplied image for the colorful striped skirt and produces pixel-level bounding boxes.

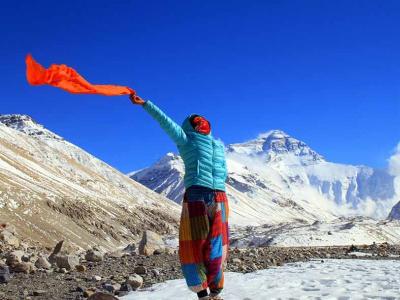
[179,185,229,293]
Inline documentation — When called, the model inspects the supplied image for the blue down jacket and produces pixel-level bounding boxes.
[143,100,227,191]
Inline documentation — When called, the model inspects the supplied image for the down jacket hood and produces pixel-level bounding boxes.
[181,114,211,135]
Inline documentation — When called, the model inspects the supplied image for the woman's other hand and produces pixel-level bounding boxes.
[129,94,145,105]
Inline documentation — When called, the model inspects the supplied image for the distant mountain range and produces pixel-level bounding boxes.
[1,114,399,248]
[131,130,400,226]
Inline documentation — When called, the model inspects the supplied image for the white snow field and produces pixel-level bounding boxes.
[121,259,400,300]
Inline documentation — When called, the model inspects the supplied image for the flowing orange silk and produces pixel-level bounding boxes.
[25,54,135,96]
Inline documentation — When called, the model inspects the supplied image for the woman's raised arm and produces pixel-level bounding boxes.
[130,94,187,146]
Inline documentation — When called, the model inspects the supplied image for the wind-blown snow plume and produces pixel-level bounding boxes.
[389,143,400,188]
[387,143,400,219]
[388,143,400,201]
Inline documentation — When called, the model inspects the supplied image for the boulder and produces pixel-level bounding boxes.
[35,256,51,270]
[21,253,31,262]
[138,231,165,256]
[0,265,10,283]
[118,283,133,297]
[12,262,33,274]
[76,265,86,272]
[126,274,143,290]
[107,251,123,258]
[122,243,136,254]
[5,251,24,267]
[232,258,242,265]
[48,240,64,264]
[33,290,46,296]
[83,288,96,298]
[55,255,79,270]
[0,230,19,248]
[164,247,176,255]
[102,283,120,294]
[133,265,146,275]
[87,292,118,300]
[151,269,160,277]
[85,249,104,262]
[0,224,15,234]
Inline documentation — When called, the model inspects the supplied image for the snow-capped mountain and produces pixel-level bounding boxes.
[0,114,180,251]
[131,130,399,226]
[0,114,63,141]
[130,153,185,204]
[226,130,324,164]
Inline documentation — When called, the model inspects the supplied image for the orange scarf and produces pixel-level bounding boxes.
[25,54,135,96]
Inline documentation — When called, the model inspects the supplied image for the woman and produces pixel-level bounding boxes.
[130,94,229,300]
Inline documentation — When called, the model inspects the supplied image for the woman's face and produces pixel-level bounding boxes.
[190,115,211,135]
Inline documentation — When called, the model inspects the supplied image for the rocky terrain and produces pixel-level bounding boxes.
[1,227,399,300]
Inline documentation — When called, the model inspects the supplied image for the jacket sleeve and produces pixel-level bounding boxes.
[142,100,188,145]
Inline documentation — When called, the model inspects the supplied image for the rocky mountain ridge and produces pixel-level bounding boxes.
[0,114,180,251]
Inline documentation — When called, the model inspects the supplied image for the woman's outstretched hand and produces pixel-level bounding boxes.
[129,94,145,105]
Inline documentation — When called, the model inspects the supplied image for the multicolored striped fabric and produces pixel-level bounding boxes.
[179,185,229,293]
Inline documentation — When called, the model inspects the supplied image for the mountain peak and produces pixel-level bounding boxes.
[0,114,63,141]
[0,114,37,126]
[258,129,288,139]
[156,152,182,165]
[227,129,324,164]
[130,153,185,203]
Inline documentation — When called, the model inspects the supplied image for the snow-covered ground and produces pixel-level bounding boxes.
[121,259,400,299]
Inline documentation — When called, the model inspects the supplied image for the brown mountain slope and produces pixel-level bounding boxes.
[0,115,180,251]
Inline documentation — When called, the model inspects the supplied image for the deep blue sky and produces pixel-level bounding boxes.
[1,0,399,172]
